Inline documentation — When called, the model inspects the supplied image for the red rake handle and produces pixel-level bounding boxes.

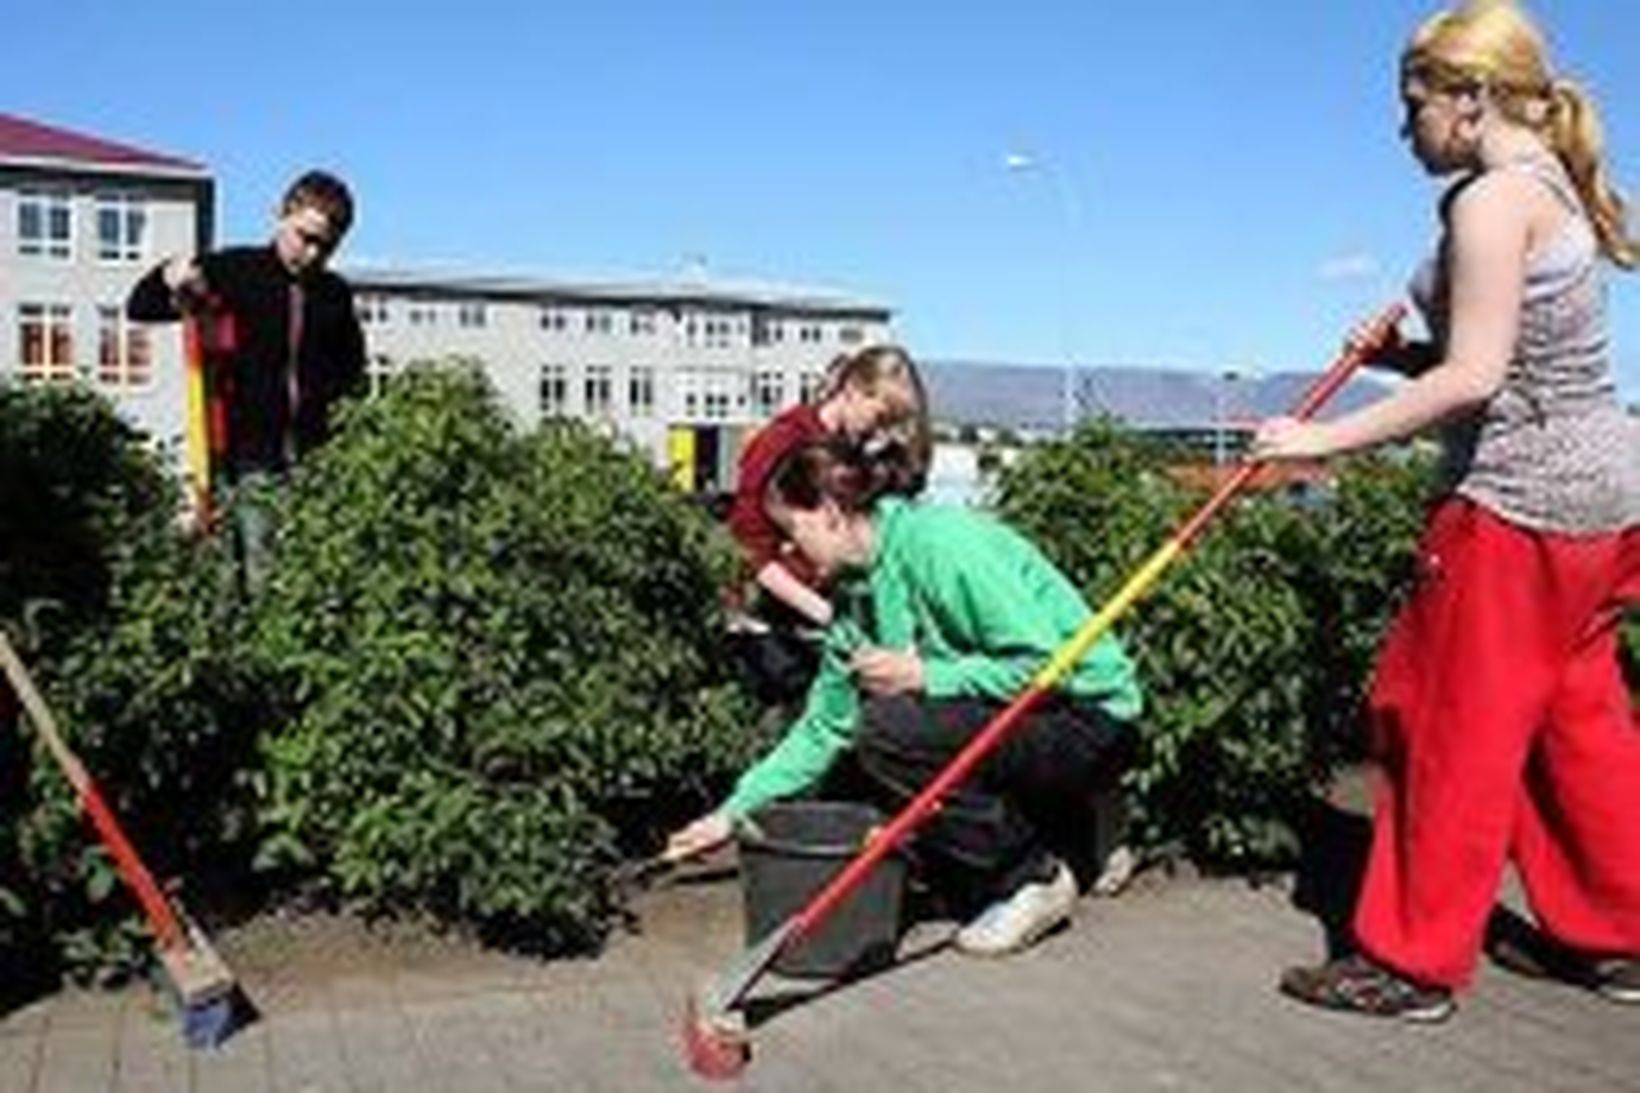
[0,634,186,949]
[790,302,1405,939]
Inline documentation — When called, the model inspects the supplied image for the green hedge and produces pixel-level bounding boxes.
[3,376,1632,983]
[1,369,763,979]
[249,366,760,949]
[992,421,1438,864]
[1,384,260,984]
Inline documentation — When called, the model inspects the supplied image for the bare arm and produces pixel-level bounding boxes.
[1254,175,1528,459]
[755,561,833,628]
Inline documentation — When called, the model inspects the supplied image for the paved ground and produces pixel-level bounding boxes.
[4,778,1639,1093]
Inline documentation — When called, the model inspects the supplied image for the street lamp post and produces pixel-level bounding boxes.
[1004,151,1082,435]
[1214,366,1246,468]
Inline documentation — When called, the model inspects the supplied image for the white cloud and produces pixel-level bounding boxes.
[1317,252,1379,283]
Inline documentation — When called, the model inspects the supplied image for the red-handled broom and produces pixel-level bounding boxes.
[0,631,244,1048]
[680,303,1407,1079]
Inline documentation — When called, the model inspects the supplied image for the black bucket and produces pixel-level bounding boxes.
[739,801,906,979]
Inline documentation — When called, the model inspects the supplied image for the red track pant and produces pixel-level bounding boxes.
[1353,498,1640,989]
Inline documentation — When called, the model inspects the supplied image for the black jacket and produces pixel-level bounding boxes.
[128,245,366,476]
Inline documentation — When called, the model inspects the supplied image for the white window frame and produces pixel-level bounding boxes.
[17,190,73,261]
[368,353,396,396]
[540,362,570,417]
[18,302,76,383]
[799,370,825,403]
[584,363,613,417]
[628,365,656,417]
[94,192,146,264]
[753,369,784,417]
[357,296,391,325]
[96,304,152,388]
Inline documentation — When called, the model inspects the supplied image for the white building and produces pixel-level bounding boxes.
[1,113,896,494]
[0,113,213,451]
[348,265,892,492]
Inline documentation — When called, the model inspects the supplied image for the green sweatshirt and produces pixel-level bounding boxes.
[722,497,1142,818]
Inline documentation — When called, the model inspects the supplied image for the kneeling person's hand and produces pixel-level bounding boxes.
[665,811,733,862]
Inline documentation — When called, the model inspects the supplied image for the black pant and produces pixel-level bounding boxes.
[727,595,823,707]
[855,693,1136,908]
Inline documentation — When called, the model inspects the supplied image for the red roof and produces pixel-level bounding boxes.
[0,113,203,173]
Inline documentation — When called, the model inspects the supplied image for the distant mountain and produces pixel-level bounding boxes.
[922,360,1395,432]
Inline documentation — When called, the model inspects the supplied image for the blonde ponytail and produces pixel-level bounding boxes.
[1405,3,1637,268]
[1548,78,1637,268]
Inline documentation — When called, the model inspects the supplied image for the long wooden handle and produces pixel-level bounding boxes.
[0,632,185,948]
[791,301,1407,938]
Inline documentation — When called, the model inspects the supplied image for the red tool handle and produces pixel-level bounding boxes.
[790,302,1406,939]
[0,634,185,949]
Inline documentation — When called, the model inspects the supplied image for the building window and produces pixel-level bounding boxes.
[408,303,438,326]
[629,365,655,417]
[584,364,613,416]
[356,296,390,325]
[798,370,825,403]
[628,310,657,337]
[839,325,864,345]
[753,369,784,417]
[703,316,737,347]
[678,365,744,416]
[18,303,75,383]
[96,305,151,388]
[457,302,487,328]
[368,353,395,396]
[540,363,569,417]
[683,313,737,346]
[584,310,613,336]
[94,194,145,263]
[799,324,824,344]
[752,315,783,346]
[539,307,570,332]
[17,191,72,260]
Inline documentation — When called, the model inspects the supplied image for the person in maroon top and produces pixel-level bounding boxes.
[726,344,929,704]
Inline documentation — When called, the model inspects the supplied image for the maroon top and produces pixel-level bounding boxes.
[728,403,827,588]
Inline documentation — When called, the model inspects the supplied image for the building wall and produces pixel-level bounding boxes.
[351,279,891,489]
[0,165,210,456]
[0,154,893,495]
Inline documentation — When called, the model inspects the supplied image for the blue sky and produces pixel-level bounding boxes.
[7,1,1637,396]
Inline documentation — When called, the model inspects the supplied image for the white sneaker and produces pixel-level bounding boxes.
[953,860,1077,957]
[1090,844,1137,898]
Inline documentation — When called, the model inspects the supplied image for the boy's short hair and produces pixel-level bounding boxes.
[281,170,355,237]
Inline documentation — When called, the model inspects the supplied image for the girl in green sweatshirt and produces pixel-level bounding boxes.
[668,440,1143,956]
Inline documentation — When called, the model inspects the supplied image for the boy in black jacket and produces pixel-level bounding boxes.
[128,170,366,587]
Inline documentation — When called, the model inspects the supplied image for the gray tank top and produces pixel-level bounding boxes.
[1410,157,1639,535]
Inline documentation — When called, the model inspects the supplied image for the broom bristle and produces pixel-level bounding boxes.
[681,994,750,1080]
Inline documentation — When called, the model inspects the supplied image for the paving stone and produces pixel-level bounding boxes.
[0,1031,42,1093]
[8,870,1640,1092]
[33,1017,116,1093]
[108,1000,189,1093]
[264,1006,352,1093]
